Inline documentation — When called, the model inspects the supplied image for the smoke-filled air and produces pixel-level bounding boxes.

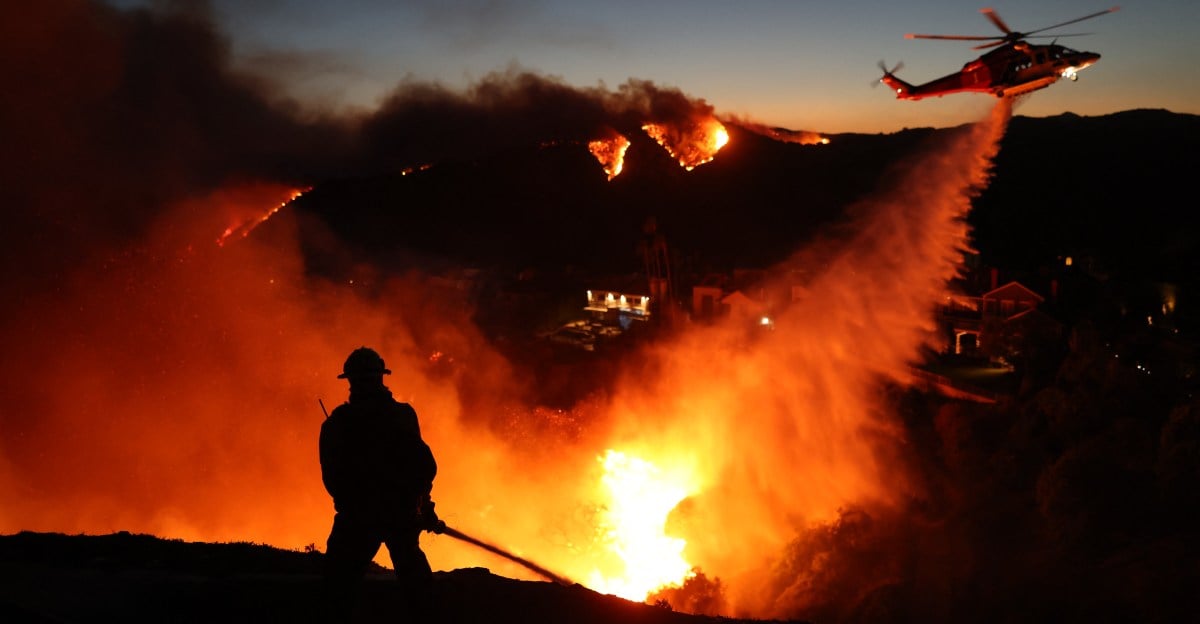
[0,1,1061,622]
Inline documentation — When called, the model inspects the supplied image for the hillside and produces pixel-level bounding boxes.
[0,532,800,624]
[973,109,1200,281]
[285,109,1200,286]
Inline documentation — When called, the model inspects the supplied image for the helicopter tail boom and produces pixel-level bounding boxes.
[877,61,916,99]
[880,74,915,99]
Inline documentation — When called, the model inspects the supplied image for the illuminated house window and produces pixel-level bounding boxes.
[584,289,651,318]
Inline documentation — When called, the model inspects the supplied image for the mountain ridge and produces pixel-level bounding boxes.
[285,109,1199,285]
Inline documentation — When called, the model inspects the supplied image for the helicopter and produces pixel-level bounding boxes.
[878,6,1119,100]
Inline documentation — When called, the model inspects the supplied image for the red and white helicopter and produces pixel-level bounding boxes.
[878,6,1119,100]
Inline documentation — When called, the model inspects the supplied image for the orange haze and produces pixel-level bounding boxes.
[0,98,1011,619]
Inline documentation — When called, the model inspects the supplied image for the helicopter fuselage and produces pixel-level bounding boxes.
[880,42,1101,100]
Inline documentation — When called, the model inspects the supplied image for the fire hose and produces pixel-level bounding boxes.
[433,524,573,587]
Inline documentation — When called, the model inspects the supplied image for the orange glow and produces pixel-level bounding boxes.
[216,186,309,246]
[587,133,631,181]
[401,163,433,176]
[757,128,828,145]
[642,117,729,170]
[724,117,829,146]
[587,450,698,599]
[0,102,1014,620]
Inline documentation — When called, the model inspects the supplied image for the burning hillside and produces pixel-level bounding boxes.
[642,118,730,171]
[588,132,631,181]
[0,99,1007,621]
[4,3,1198,624]
[0,1,823,604]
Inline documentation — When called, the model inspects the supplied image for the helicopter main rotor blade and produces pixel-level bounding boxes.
[907,6,1117,46]
[1024,6,1120,37]
[1024,32,1094,39]
[981,8,1014,36]
[971,40,1009,50]
[906,33,1002,41]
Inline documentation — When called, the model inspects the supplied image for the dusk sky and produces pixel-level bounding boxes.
[103,0,1198,134]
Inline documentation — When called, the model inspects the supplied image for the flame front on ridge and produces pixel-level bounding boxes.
[216,187,309,247]
[588,134,631,181]
[642,117,729,171]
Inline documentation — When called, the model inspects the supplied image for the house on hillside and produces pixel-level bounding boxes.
[583,275,653,328]
[690,270,778,325]
[982,281,1044,318]
[939,279,1061,361]
[720,290,768,322]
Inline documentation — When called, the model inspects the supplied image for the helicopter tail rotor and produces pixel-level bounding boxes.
[875,60,915,97]
[873,60,904,87]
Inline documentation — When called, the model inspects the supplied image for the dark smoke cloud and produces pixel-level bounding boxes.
[0,1,723,292]
[359,68,718,171]
[11,5,1193,623]
[0,0,350,295]
[0,0,740,582]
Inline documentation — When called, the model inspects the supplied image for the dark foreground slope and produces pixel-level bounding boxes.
[0,532,798,624]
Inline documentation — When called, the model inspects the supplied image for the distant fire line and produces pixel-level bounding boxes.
[216,187,310,247]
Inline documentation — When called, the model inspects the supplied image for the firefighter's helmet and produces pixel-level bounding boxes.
[337,347,391,379]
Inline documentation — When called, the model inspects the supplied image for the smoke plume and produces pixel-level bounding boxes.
[360,70,727,174]
[0,0,759,574]
[11,3,1191,623]
[588,101,1013,618]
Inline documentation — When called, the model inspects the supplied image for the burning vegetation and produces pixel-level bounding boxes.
[642,118,730,171]
[587,133,631,181]
[1,98,1011,618]
[5,3,1197,624]
[733,120,830,145]
[587,450,699,599]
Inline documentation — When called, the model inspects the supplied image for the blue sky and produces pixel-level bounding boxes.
[109,1,1199,133]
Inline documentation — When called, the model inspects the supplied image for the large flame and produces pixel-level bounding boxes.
[642,117,729,170]
[587,450,699,599]
[587,134,631,181]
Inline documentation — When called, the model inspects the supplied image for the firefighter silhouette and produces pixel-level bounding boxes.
[319,347,443,619]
